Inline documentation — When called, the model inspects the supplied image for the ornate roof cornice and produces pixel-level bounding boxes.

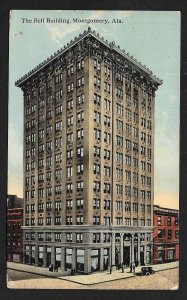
[15,26,163,87]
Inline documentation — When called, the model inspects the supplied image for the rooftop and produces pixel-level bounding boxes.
[15,26,162,87]
[154,205,179,214]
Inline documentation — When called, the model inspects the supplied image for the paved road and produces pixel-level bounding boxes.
[7,268,178,290]
[7,269,47,281]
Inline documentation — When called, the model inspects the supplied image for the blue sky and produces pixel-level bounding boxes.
[8,10,180,209]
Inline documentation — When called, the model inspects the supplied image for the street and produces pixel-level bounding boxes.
[7,268,178,290]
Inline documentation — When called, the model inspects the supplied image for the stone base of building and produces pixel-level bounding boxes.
[22,225,154,274]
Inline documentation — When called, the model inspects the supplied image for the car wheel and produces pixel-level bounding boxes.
[146,272,150,276]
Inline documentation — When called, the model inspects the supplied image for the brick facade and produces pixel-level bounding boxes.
[153,205,179,264]
[16,27,162,273]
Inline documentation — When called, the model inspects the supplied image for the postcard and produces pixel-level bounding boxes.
[7,10,180,290]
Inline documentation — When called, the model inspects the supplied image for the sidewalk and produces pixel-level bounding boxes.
[7,262,71,278]
[59,261,179,285]
[7,261,179,285]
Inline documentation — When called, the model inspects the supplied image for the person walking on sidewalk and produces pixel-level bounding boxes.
[121,263,124,273]
[130,263,132,273]
[132,263,135,274]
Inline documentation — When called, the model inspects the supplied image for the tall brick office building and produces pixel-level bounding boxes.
[16,27,162,273]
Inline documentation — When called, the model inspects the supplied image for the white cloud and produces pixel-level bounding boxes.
[44,10,134,47]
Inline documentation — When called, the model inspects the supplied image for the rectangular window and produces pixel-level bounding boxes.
[77,94,84,105]
[77,128,84,139]
[55,216,61,225]
[77,76,84,87]
[93,181,100,192]
[93,233,100,243]
[66,233,72,242]
[116,119,123,131]
[77,146,83,157]
[104,99,111,110]
[93,216,100,225]
[55,73,62,83]
[168,229,172,239]
[94,93,101,105]
[67,149,73,159]
[66,216,73,225]
[158,216,162,225]
[167,217,171,226]
[104,200,110,210]
[76,198,83,209]
[77,181,83,192]
[76,233,83,243]
[94,128,101,141]
[94,146,100,157]
[104,183,111,194]
[67,83,73,93]
[77,163,84,174]
[67,99,73,109]
[55,89,62,101]
[46,202,52,211]
[77,111,84,123]
[116,103,123,116]
[93,198,100,209]
[125,155,131,166]
[55,121,62,132]
[55,105,62,116]
[94,76,101,89]
[76,215,83,225]
[66,199,72,209]
[104,149,111,160]
[55,233,61,242]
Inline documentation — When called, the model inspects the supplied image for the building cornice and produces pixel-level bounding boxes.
[154,205,179,215]
[15,26,162,88]
[21,225,154,233]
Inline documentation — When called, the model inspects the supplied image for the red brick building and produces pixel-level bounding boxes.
[7,195,23,263]
[153,205,179,264]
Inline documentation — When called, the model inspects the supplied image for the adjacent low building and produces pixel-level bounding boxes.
[153,205,179,264]
[7,195,23,263]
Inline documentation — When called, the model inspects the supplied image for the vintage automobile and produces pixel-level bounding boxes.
[136,266,155,276]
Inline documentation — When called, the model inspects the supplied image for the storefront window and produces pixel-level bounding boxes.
[65,248,72,269]
[158,246,164,262]
[76,249,84,272]
[168,249,174,261]
[103,248,109,270]
[91,249,100,272]
[31,245,35,265]
[25,245,29,264]
[55,247,61,267]
[47,247,51,267]
[38,246,43,267]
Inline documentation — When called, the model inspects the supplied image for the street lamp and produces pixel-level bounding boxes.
[110,223,113,274]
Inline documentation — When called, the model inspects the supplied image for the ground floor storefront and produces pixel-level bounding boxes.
[22,225,153,274]
[7,249,23,263]
[153,243,179,264]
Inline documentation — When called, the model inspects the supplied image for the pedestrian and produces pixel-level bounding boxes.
[132,263,135,273]
[121,263,124,273]
[130,263,132,273]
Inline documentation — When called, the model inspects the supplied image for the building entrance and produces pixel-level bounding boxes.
[47,252,51,267]
[123,246,130,266]
[140,251,145,265]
